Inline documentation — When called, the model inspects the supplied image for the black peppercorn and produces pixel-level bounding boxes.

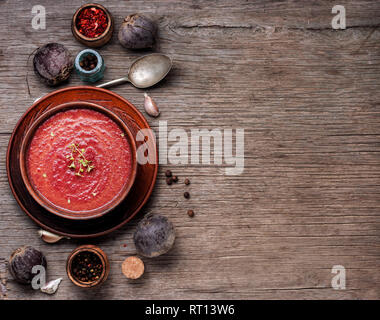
[165,170,172,177]
[71,251,103,283]
[172,175,178,183]
[184,192,190,199]
[166,177,173,185]
[80,53,98,71]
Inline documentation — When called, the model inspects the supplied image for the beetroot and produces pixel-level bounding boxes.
[33,43,73,86]
[9,246,47,284]
[133,214,175,258]
[118,14,157,50]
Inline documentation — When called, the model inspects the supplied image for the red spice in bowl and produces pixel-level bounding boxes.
[76,6,108,38]
[72,4,113,48]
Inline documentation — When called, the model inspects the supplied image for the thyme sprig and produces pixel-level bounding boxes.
[67,143,95,177]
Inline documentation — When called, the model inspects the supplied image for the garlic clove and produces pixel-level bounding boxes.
[41,278,62,295]
[144,93,160,117]
[38,230,68,244]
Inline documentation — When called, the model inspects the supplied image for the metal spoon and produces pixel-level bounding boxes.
[97,53,172,89]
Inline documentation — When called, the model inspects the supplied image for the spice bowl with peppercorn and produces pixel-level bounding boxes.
[66,245,110,288]
[75,49,105,83]
[72,3,114,48]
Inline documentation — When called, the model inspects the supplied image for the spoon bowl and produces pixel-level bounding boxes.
[97,53,172,89]
[129,54,172,88]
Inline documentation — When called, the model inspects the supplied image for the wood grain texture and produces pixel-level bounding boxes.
[0,0,380,299]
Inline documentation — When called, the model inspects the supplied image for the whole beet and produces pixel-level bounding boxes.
[118,14,157,49]
[133,214,175,257]
[9,246,47,284]
[33,43,73,86]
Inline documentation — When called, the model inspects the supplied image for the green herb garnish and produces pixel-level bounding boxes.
[67,143,95,177]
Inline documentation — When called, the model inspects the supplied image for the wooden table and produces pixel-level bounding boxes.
[0,0,379,300]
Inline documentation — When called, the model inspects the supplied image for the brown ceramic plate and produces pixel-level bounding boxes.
[19,101,137,220]
[7,86,158,238]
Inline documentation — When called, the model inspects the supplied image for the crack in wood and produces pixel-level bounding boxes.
[173,23,380,32]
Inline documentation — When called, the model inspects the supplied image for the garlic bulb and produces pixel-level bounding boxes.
[41,278,62,295]
[38,230,68,244]
[144,93,160,117]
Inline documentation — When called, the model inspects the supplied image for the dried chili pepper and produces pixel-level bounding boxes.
[76,7,108,38]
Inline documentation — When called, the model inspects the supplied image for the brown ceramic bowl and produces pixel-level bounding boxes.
[19,101,137,220]
[67,245,110,288]
[72,3,114,48]
[7,86,158,238]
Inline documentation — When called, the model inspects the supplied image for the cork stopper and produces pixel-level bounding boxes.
[122,256,145,279]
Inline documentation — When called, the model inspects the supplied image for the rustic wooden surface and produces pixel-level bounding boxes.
[0,0,380,300]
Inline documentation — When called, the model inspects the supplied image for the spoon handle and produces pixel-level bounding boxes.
[96,77,130,89]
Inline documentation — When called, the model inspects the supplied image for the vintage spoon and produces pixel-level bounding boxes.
[97,53,172,89]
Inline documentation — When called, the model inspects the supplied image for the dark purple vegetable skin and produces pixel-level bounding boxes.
[118,14,157,49]
[133,214,175,258]
[33,43,73,86]
[9,246,47,284]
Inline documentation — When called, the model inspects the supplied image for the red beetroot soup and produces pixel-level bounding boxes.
[26,108,133,213]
